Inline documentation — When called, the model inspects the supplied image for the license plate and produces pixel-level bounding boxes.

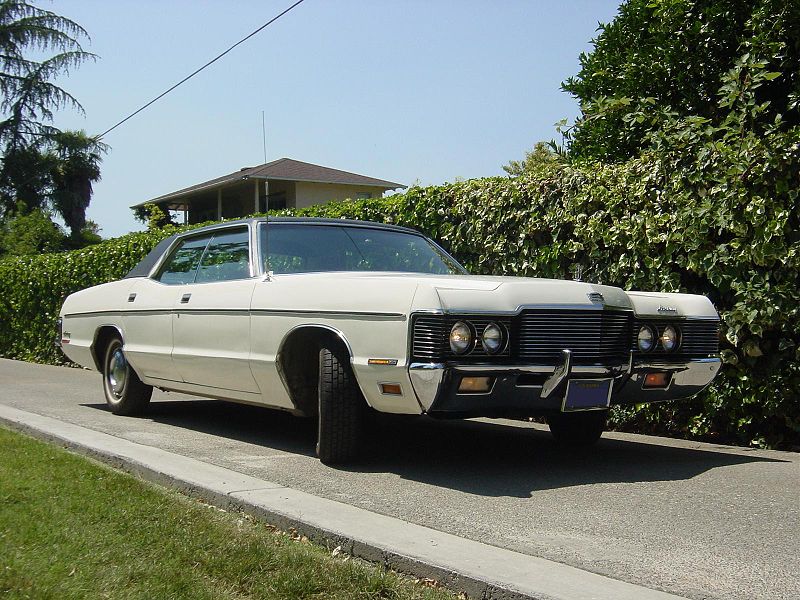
[562,379,612,411]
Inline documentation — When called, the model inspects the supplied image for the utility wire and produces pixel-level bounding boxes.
[95,0,306,140]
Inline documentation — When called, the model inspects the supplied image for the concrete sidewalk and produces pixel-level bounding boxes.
[0,402,688,600]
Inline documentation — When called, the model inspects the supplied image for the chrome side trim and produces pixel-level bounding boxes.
[64,308,405,320]
[252,309,406,320]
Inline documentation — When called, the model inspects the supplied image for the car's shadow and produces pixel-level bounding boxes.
[83,399,789,498]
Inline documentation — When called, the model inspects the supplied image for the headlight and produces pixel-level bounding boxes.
[661,325,679,352]
[481,322,504,354]
[449,321,473,354]
[637,325,655,352]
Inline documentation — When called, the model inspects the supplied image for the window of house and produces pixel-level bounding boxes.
[355,192,372,200]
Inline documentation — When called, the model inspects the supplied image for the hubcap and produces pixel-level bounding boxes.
[108,349,127,398]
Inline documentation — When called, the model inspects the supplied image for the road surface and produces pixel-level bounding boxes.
[1,358,797,600]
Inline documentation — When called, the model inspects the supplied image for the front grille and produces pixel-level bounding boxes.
[516,309,632,364]
[632,319,719,357]
[412,316,448,360]
[411,315,512,361]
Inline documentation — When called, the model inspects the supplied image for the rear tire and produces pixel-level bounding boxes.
[102,337,152,416]
[547,410,607,447]
[316,345,364,464]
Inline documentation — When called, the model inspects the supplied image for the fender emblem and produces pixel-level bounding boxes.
[587,292,605,304]
[657,306,678,313]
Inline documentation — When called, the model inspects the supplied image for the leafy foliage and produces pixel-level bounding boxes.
[562,0,800,161]
[0,149,797,449]
[502,141,561,177]
[134,202,177,230]
[47,130,107,238]
[0,207,63,255]
[0,1,102,250]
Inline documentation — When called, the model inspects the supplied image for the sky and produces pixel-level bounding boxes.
[48,0,622,238]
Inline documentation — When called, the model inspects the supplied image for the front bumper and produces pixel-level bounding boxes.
[408,353,721,417]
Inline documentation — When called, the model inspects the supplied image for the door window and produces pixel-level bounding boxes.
[156,235,211,284]
[195,228,251,282]
[156,227,251,284]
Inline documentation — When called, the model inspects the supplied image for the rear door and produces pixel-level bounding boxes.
[171,226,259,393]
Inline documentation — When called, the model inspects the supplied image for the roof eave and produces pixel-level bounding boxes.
[131,176,406,208]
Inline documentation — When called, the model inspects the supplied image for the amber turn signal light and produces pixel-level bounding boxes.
[380,383,403,395]
[643,372,671,389]
[458,377,493,393]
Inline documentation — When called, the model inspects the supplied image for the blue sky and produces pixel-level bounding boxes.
[51,0,621,238]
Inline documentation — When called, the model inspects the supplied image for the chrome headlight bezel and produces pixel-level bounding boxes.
[449,321,474,355]
[481,322,505,354]
[637,325,656,352]
[660,325,680,352]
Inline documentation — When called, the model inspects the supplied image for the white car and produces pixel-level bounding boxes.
[58,218,721,463]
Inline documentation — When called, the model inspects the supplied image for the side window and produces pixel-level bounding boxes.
[156,235,211,285]
[195,228,251,283]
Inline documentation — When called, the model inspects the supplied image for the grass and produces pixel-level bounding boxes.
[0,426,456,600]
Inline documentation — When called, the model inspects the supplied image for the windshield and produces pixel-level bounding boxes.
[259,223,466,275]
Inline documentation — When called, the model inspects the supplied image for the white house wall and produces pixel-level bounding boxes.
[293,182,386,209]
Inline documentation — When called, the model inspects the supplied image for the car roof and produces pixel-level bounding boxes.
[183,216,422,237]
[124,217,426,279]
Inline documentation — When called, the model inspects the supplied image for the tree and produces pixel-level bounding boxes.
[48,130,107,238]
[502,141,561,177]
[561,0,800,162]
[0,0,94,217]
[0,207,64,255]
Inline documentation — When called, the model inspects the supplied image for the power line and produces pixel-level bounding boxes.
[95,0,306,140]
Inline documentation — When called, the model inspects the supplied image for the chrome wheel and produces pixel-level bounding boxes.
[102,336,152,416]
[107,348,127,399]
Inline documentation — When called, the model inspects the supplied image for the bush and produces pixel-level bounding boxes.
[0,228,175,364]
[1,147,797,448]
[0,210,65,257]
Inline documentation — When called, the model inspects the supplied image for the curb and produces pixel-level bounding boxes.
[0,404,688,600]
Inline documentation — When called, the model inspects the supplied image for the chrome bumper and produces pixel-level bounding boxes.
[408,354,721,415]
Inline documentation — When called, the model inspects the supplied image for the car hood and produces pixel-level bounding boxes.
[296,272,633,313]
[425,275,631,313]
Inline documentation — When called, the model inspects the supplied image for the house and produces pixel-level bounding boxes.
[132,158,406,224]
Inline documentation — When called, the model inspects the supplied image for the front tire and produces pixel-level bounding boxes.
[316,346,364,464]
[102,337,152,416]
[547,410,607,447]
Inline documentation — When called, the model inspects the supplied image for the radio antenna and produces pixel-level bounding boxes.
[261,110,272,279]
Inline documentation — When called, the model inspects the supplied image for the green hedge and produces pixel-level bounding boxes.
[1,139,798,448]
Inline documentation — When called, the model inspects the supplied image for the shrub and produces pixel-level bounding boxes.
[0,209,65,257]
[1,146,797,447]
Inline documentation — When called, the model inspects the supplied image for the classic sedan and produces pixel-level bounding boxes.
[58,217,721,463]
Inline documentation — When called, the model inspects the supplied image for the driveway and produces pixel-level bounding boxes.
[1,358,797,600]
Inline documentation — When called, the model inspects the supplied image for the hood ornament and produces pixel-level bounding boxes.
[571,264,584,281]
[657,305,678,314]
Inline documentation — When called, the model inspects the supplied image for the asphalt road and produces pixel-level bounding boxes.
[1,358,798,600]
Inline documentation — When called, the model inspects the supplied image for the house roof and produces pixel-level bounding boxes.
[134,158,406,208]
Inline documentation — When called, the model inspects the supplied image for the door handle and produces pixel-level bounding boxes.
[127,293,136,303]
[180,293,192,304]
